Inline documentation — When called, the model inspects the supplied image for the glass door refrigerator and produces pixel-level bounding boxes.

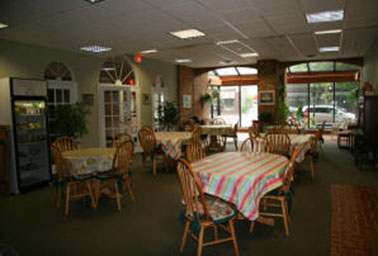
[0,78,51,193]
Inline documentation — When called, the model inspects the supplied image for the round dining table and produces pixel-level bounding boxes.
[155,131,192,160]
[62,147,116,177]
[191,151,289,221]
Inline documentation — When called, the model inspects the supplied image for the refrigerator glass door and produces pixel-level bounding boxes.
[14,100,50,188]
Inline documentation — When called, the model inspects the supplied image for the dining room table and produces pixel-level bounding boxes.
[155,131,192,160]
[200,124,234,151]
[288,134,314,162]
[191,151,289,221]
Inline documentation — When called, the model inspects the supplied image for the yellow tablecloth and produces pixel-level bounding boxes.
[200,125,233,136]
[62,148,115,177]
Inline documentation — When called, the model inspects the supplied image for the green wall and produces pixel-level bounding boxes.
[363,39,378,94]
[0,39,177,147]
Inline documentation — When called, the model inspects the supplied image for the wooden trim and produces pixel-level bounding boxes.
[286,71,359,83]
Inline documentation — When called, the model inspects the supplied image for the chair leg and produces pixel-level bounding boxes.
[180,220,191,253]
[249,221,255,233]
[86,181,95,208]
[229,220,240,256]
[163,155,169,173]
[64,185,70,216]
[233,137,238,151]
[213,225,218,240]
[197,226,205,256]
[114,181,121,211]
[153,155,157,176]
[124,176,136,202]
[281,199,290,237]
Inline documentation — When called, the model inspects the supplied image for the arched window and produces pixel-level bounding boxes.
[285,61,361,129]
[208,66,258,128]
[98,57,139,148]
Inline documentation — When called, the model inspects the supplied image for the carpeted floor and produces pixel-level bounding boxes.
[0,137,377,256]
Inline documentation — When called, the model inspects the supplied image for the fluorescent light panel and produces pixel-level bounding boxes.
[216,39,240,45]
[319,46,340,52]
[314,29,342,35]
[84,0,104,4]
[240,52,259,58]
[306,10,344,23]
[80,45,112,53]
[140,49,157,54]
[170,29,205,39]
[0,23,9,29]
[175,59,192,63]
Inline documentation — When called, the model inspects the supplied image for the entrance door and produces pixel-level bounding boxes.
[241,85,258,127]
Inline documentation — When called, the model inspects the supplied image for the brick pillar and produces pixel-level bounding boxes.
[194,69,209,120]
[257,59,284,123]
[178,66,194,126]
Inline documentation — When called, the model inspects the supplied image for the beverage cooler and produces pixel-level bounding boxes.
[0,78,51,194]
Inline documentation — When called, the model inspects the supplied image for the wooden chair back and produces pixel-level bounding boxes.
[50,145,71,181]
[176,159,210,221]
[186,140,206,163]
[191,125,202,143]
[311,129,321,154]
[112,140,134,177]
[52,136,78,152]
[240,136,272,152]
[112,132,133,148]
[281,148,300,193]
[211,118,226,125]
[138,127,156,154]
[265,132,291,156]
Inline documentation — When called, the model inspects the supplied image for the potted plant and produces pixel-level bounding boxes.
[200,87,219,106]
[258,112,273,132]
[53,102,90,139]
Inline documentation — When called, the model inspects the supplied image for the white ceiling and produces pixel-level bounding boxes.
[0,0,377,68]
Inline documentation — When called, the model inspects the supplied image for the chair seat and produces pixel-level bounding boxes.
[95,171,127,180]
[186,197,237,224]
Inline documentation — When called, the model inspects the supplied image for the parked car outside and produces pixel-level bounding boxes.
[302,105,356,126]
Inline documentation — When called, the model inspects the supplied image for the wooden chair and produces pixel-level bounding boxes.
[138,127,168,176]
[50,145,94,216]
[191,125,202,144]
[305,129,320,179]
[265,132,291,157]
[257,148,300,237]
[240,136,272,153]
[186,140,206,163]
[95,140,136,210]
[223,123,238,151]
[176,159,240,256]
[52,136,78,152]
[112,132,133,148]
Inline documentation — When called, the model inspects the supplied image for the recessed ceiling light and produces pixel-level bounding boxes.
[319,46,340,52]
[314,29,342,35]
[170,29,205,39]
[0,23,9,29]
[140,49,158,54]
[102,67,115,71]
[216,39,240,45]
[80,45,112,53]
[84,0,104,4]
[306,10,344,23]
[240,53,259,58]
[219,60,237,65]
[175,59,192,63]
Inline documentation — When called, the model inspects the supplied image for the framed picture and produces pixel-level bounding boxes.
[258,90,275,105]
[142,93,151,105]
[183,95,192,109]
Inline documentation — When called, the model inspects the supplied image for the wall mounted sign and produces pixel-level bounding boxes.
[258,90,275,105]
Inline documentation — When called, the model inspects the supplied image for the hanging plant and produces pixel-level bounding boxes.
[200,88,219,105]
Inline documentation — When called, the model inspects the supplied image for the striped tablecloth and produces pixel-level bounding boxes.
[155,132,192,160]
[62,148,115,177]
[289,134,314,162]
[191,152,289,221]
